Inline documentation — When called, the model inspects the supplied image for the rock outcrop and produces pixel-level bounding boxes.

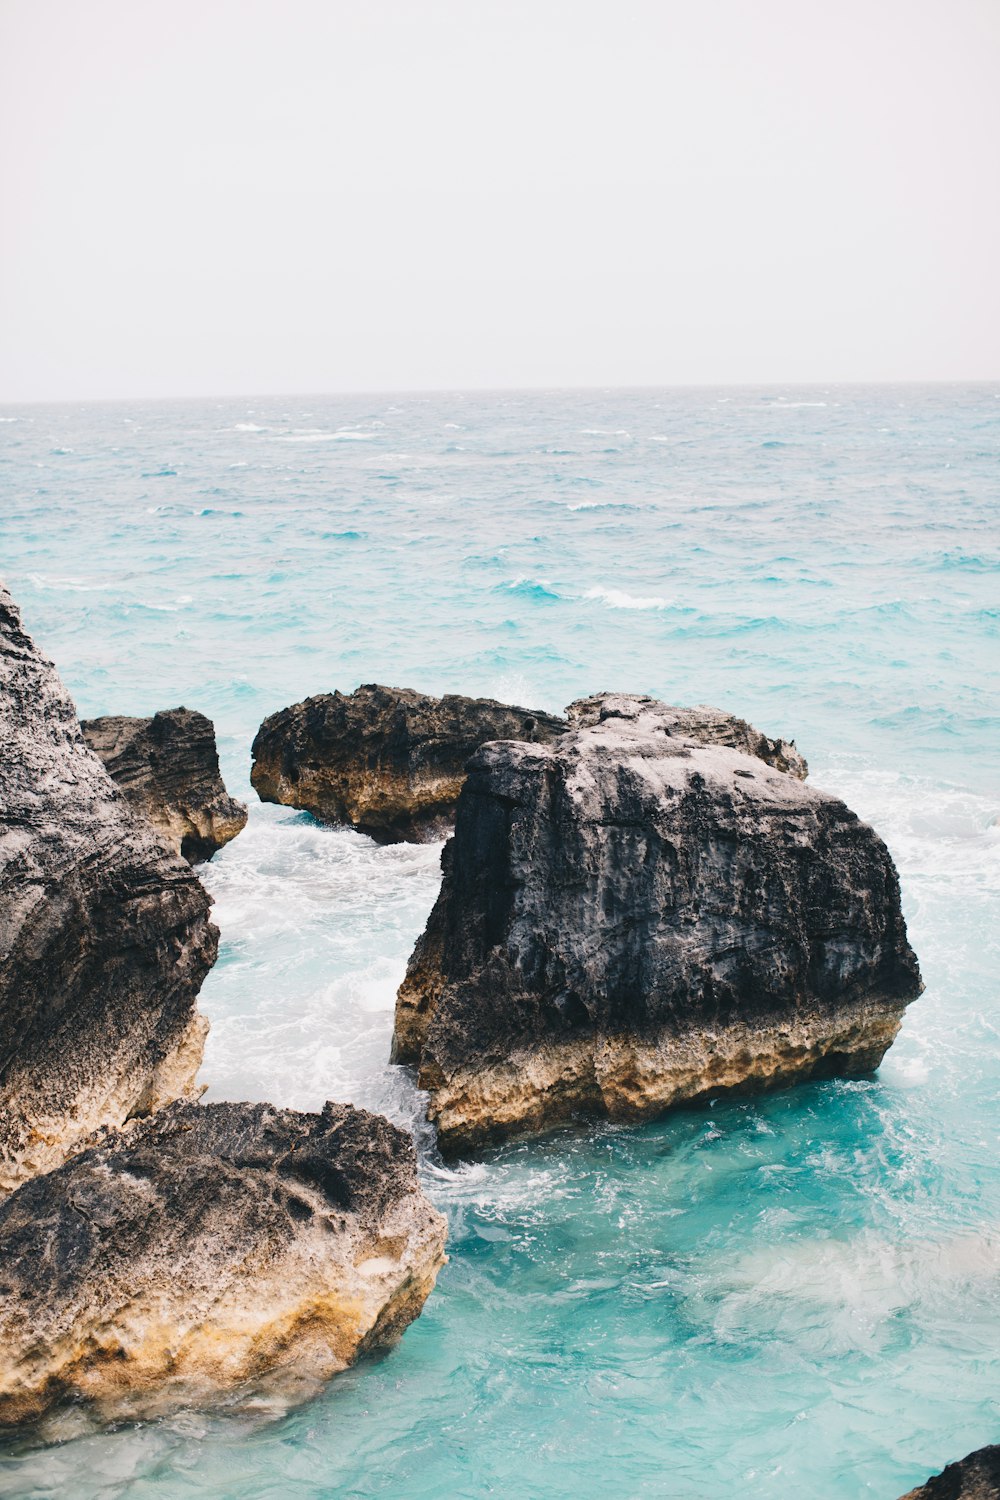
[900,1445,1000,1498]
[250,684,566,842]
[567,693,808,779]
[394,692,921,1154]
[0,1100,447,1425]
[0,587,218,1194]
[81,708,247,862]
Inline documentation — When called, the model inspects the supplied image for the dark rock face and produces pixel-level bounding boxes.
[394,692,921,1154]
[81,708,247,862]
[250,683,566,842]
[566,693,808,779]
[0,1100,447,1425]
[0,587,218,1193]
[900,1446,1000,1499]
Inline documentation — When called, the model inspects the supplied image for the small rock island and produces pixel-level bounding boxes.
[0,1100,447,1425]
[251,683,565,841]
[394,692,922,1153]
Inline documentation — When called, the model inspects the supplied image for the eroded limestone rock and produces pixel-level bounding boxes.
[900,1445,1000,1499]
[394,692,921,1153]
[566,693,808,779]
[0,587,218,1193]
[0,1100,447,1426]
[250,683,566,842]
[81,707,247,862]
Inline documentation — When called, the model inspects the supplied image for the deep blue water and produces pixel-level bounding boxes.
[0,386,997,1499]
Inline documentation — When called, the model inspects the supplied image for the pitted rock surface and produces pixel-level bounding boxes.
[0,586,218,1193]
[82,708,247,862]
[0,1100,447,1425]
[394,692,921,1153]
[899,1445,1000,1499]
[250,683,566,841]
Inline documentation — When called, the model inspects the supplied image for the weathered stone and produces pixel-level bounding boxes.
[0,1099,447,1426]
[899,1445,1000,1499]
[81,708,247,863]
[250,683,566,842]
[0,587,218,1194]
[567,693,808,779]
[394,692,921,1154]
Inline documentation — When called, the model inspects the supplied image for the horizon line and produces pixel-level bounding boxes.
[2,376,999,409]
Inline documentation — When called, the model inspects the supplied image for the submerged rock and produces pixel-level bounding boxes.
[567,693,808,779]
[250,683,566,842]
[0,1100,447,1426]
[81,707,247,862]
[0,587,218,1194]
[900,1445,1000,1498]
[394,692,921,1153]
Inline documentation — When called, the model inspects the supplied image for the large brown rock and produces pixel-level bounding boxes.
[394,692,921,1154]
[899,1445,1000,1498]
[81,708,247,863]
[0,1100,447,1425]
[250,683,566,842]
[0,586,218,1194]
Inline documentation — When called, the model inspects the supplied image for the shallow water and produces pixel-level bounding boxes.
[0,386,998,1498]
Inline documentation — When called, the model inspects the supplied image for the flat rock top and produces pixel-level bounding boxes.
[255,683,567,743]
[470,695,821,814]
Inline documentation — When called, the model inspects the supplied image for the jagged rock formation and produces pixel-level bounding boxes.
[566,693,808,779]
[81,708,247,862]
[0,587,218,1194]
[0,1100,448,1425]
[250,683,566,842]
[394,692,921,1154]
[900,1445,1000,1498]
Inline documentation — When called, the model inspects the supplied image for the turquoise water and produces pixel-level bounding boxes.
[0,386,998,1498]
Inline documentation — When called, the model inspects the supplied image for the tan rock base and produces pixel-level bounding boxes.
[421,998,906,1154]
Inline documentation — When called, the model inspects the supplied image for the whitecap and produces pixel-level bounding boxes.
[233,422,267,432]
[275,428,377,443]
[27,573,115,593]
[584,586,672,611]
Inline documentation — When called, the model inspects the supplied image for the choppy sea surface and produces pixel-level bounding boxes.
[0,386,998,1499]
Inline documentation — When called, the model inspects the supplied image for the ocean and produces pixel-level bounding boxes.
[0,385,997,1498]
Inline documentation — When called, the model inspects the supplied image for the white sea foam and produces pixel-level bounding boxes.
[26,573,114,593]
[275,428,377,443]
[584,586,673,610]
[233,422,267,432]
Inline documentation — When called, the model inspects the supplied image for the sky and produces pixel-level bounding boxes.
[1,0,998,400]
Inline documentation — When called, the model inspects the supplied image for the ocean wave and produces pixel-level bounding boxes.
[233,422,267,431]
[564,500,641,512]
[503,576,563,602]
[584,586,673,611]
[275,429,377,443]
[27,573,115,593]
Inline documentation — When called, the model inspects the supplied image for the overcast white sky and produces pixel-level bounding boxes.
[1,0,998,400]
